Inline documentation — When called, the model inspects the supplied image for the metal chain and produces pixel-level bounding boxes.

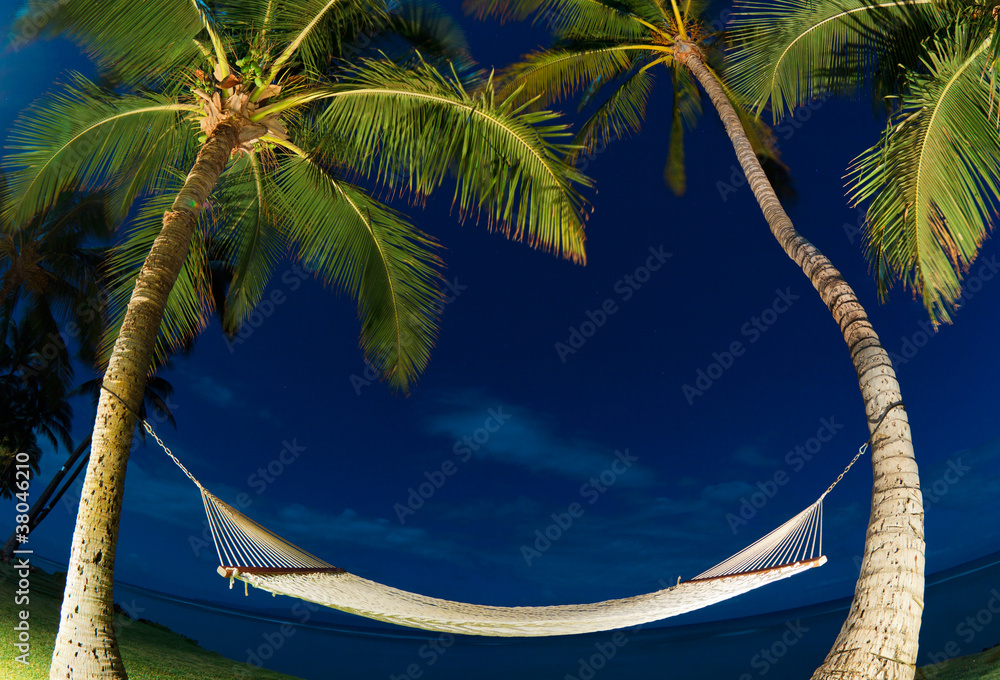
[815,401,906,502]
[142,420,204,491]
[818,442,868,502]
[97,383,206,492]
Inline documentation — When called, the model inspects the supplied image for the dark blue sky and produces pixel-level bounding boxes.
[4,0,1000,639]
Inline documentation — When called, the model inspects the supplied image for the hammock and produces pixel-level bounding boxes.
[143,422,866,637]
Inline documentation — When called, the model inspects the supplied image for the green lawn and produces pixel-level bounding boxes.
[4,562,999,680]
[1,562,301,679]
[917,646,1000,680]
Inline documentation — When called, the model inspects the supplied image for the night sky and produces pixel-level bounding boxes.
[4,0,1000,656]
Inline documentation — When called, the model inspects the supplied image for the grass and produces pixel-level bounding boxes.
[0,562,302,679]
[917,646,1000,680]
[4,561,1000,679]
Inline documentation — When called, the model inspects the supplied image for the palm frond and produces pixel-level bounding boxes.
[381,0,472,63]
[16,193,109,361]
[465,0,651,40]
[105,120,200,226]
[498,42,652,108]
[10,0,209,85]
[270,154,443,393]
[2,74,199,228]
[267,0,387,76]
[849,25,1000,324]
[313,57,591,263]
[572,66,656,161]
[100,191,214,367]
[75,373,178,428]
[726,0,943,120]
[681,0,712,25]
[664,64,701,195]
[211,0,282,31]
[213,153,287,333]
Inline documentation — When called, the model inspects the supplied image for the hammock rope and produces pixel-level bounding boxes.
[137,411,871,636]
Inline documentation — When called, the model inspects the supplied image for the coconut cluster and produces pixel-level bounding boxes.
[191,64,289,155]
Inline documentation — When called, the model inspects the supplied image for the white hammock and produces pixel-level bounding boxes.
[144,422,865,637]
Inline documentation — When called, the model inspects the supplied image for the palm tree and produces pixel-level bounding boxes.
[0,189,108,498]
[0,316,73,495]
[0,184,182,560]
[3,1,589,677]
[725,0,1000,326]
[0,189,107,363]
[464,1,922,678]
[1,374,177,560]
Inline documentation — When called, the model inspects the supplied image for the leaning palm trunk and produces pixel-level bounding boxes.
[49,119,242,680]
[675,44,924,680]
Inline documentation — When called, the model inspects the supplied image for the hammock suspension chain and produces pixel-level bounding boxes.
[111,379,907,638]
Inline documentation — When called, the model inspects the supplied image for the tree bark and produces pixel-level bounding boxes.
[48,118,242,680]
[675,44,925,680]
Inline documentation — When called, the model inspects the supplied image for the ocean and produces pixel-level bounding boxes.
[34,551,1000,680]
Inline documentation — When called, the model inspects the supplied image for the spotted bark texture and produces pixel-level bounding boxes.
[49,119,242,680]
[676,44,924,680]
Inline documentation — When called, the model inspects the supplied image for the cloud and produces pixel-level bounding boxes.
[421,389,655,484]
[701,480,755,504]
[438,496,544,522]
[116,457,475,568]
[122,458,210,528]
[174,366,238,408]
[268,504,465,564]
[188,374,236,407]
[733,445,778,468]
[921,436,1000,513]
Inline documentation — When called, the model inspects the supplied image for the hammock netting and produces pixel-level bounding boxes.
[146,422,859,637]
[203,489,826,636]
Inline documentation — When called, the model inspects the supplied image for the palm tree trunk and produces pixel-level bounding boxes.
[675,44,924,680]
[48,118,242,680]
[1,435,91,561]
[0,290,21,351]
